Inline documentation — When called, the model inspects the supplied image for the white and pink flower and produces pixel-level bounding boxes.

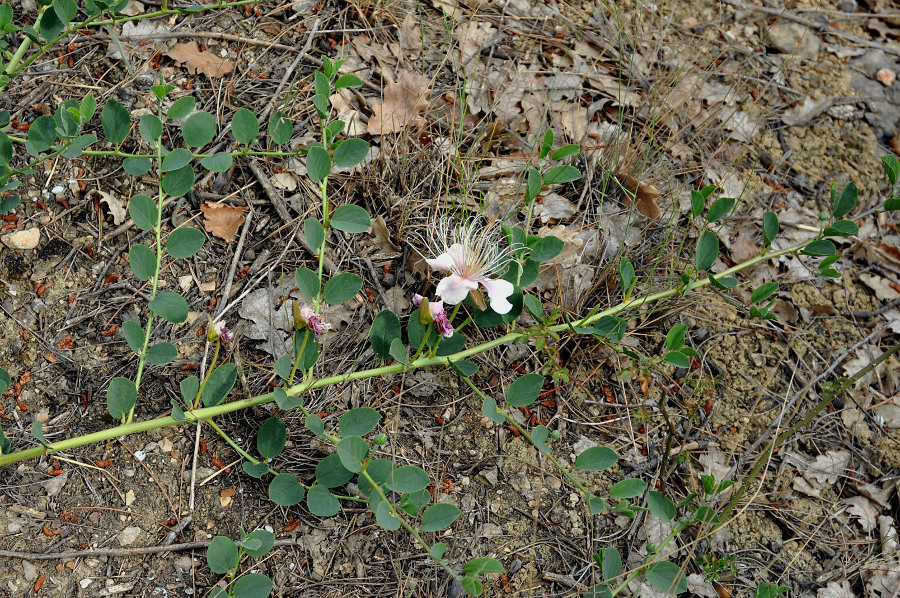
[413,294,454,338]
[300,306,332,336]
[424,217,519,314]
[209,320,233,351]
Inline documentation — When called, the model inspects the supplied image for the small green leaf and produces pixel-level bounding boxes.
[268,473,305,506]
[129,244,158,281]
[307,145,331,184]
[751,282,778,303]
[609,478,648,499]
[336,436,369,473]
[647,490,677,521]
[149,292,188,323]
[315,453,354,488]
[101,100,130,145]
[706,197,736,223]
[200,152,233,172]
[525,167,542,202]
[242,530,275,558]
[128,195,159,233]
[167,96,196,120]
[107,377,138,419]
[273,386,302,410]
[574,446,617,471]
[333,138,370,169]
[619,257,635,293]
[506,373,544,407]
[823,220,858,237]
[832,181,858,219]
[645,561,688,595]
[180,376,199,403]
[482,396,506,423]
[664,351,690,369]
[123,320,144,353]
[882,154,900,185]
[462,557,504,575]
[182,111,216,147]
[539,128,554,159]
[695,230,719,271]
[0,132,12,166]
[304,218,325,251]
[370,310,401,360]
[335,74,363,89]
[338,407,381,436]
[161,148,193,172]
[763,211,779,246]
[323,272,363,305]
[139,114,163,142]
[201,363,237,407]
[529,235,563,262]
[123,157,152,176]
[330,204,371,233]
[690,189,705,219]
[550,144,580,160]
[268,111,293,145]
[231,107,259,145]
[421,503,462,532]
[243,461,270,478]
[161,165,195,198]
[523,295,542,318]
[307,485,341,517]
[306,414,327,439]
[166,227,205,258]
[27,115,57,152]
[588,495,607,514]
[598,547,622,581]
[801,239,837,256]
[389,338,408,364]
[257,417,287,460]
[665,324,686,351]
[542,164,581,185]
[295,267,321,302]
[461,576,483,596]
[390,465,431,493]
[531,425,551,453]
[145,342,177,364]
[206,536,239,574]
[0,194,19,214]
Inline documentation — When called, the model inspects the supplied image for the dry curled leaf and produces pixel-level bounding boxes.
[371,215,401,252]
[367,71,431,135]
[616,174,660,219]
[200,202,245,242]
[166,42,234,79]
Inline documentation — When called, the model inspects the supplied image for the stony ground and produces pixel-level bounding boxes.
[1,0,900,597]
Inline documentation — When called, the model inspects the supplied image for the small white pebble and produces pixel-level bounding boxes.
[264,525,274,533]
[50,185,64,194]
[134,450,146,461]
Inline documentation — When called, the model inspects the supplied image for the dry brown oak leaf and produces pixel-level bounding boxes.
[367,70,431,135]
[201,201,245,242]
[166,42,234,79]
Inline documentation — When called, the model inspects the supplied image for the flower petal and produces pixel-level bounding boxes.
[480,277,514,314]
[436,274,477,305]
[425,244,462,273]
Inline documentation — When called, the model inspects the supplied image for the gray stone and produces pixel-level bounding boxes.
[766,23,821,59]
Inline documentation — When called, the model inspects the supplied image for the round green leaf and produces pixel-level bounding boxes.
[129,244,157,281]
[243,461,270,478]
[166,227,205,258]
[307,485,341,517]
[370,310,401,360]
[461,577,482,596]
[647,490,677,522]
[506,373,544,407]
[330,204,370,233]
[824,219,859,237]
[550,144,581,160]
[268,111,292,145]
[706,197,736,223]
[206,536,239,574]
[145,342,177,364]
[665,324,686,351]
[149,292,188,323]
[242,529,275,558]
[257,416,287,460]
[182,111,216,147]
[664,351,691,369]
[315,453,354,488]
[335,74,363,89]
[129,195,157,230]
[295,267,321,302]
[532,425,551,454]
[123,157,152,176]
[482,396,505,423]
[101,100,130,145]
[323,272,362,305]
[122,320,144,353]
[529,236,563,262]
[832,181,857,219]
[0,132,12,166]
[333,138,370,168]
[180,376,199,403]
[139,114,162,142]
[339,407,381,436]
[201,363,237,407]
[574,446,618,471]
[27,115,57,152]
[462,557,504,575]
[161,165,195,198]
[598,547,622,581]
[645,561,688,595]
[695,230,719,271]
[268,473,305,506]
[390,465,430,493]
[304,217,326,251]
[305,413,326,439]
[200,151,233,172]
[107,377,137,419]
[451,359,478,377]
[336,436,369,473]
[231,574,273,598]
[588,495,607,514]
[167,96,196,120]
[609,478,648,499]
[763,211,779,246]
[420,503,461,532]
[0,367,10,396]
[231,108,259,145]
[801,239,837,256]
[751,282,778,303]
[306,145,331,184]
[543,164,581,185]
[161,148,194,172]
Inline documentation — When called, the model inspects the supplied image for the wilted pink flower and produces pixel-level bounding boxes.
[300,306,332,336]
[413,294,454,338]
[425,217,518,314]
[209,320,233,351]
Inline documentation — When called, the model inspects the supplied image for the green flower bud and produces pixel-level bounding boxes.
[373,433,387,446]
